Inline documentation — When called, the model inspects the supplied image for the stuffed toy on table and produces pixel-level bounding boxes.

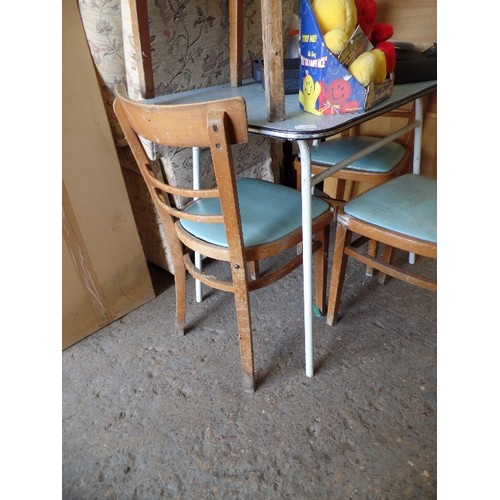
[311,0,395,87]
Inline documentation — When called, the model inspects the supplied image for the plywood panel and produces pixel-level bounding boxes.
[62,0,154,349]
[62,239,104,348]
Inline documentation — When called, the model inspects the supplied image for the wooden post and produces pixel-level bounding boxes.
[229,0,243,87]
[128,0,155,98]
[260,0,285,121]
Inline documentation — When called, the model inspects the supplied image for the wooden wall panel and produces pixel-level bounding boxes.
[377,0,437,45]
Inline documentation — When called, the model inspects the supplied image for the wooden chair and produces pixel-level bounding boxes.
[326,173,436,326]
[295,105,416,277]
[294,106,415,202]
[113,92,334,393]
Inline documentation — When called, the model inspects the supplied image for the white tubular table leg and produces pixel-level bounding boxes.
[409,97,423,265]
[193,147,203,302]
[413,98,423,175]
[298,140,314,378]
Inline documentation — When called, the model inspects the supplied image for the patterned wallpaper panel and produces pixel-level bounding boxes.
[145,0,294,96]
[78,0,127,143]
[79,0,297,203]
[79,0,295,138]
[77,0,297,269]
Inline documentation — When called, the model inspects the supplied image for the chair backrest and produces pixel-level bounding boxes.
[113,90,250,267]
[114,92,248,149]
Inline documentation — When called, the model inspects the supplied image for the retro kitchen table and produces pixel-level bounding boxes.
[147,78,437,378]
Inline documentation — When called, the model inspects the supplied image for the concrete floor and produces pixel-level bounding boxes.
[62,233,437,499]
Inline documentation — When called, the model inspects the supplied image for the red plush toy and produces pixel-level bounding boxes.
[355,0,377,36]
[354,0,396,78]
[375,40,396,76]
[371,22,393,46]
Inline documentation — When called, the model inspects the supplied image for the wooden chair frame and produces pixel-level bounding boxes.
[326,207,437,327]
[113,91,333,393]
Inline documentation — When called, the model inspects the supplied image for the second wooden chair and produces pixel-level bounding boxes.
[294,106,415,202]
[326,173,437,326]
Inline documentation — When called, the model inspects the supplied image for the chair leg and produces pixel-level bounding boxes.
[295,165,301,191]
[334,178,346,201]
[174,269,186,337]
[248,261,260,280]
[163,224,186,336]
[314,223,330,315]
[326,223,351,326]
[378,244,395,285]
[232,275,255,393]
[366,239,378,276]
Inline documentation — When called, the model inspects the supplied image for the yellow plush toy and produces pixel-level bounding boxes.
[312,0,389,87]
[348,47,387,86]
[312,0,357,55]
[370,48,387,84]
[348,51,376,86]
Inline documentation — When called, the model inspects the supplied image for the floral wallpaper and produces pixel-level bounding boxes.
[77,0,296,269]
[145,0,294,96]
[78,0,127,143]
[78,0,295,137]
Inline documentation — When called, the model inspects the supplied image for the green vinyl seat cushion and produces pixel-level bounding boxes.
[344,174,437,243]
[310,136,406,173]
[180,178,330,248]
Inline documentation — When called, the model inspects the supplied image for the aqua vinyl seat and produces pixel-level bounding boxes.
[310,136,406,173]
[181,178,330,247]
[294,106,415,202]
[326,173,437,326]
[344,173,436,243]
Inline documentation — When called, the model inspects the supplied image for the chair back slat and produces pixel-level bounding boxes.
[113,93,249,227]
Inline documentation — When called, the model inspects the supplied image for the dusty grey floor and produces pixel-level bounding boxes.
[62,232,437,499]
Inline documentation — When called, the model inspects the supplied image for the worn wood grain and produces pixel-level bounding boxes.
[128,0,155,98]
[229,0,243,87]
[261,0,285,121]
